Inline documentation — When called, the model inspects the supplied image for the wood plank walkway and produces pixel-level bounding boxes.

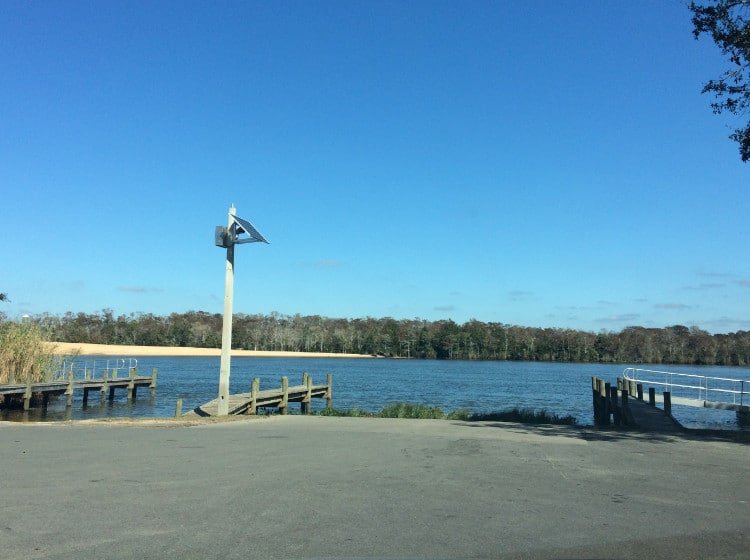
[188,373,332,417]
[0,368,157,410]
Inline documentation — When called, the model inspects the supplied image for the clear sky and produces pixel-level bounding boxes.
[1,0,748,333]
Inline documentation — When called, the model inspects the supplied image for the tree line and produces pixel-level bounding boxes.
[6,310,750,366]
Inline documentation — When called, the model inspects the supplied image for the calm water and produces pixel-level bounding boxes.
[3,358,749,429]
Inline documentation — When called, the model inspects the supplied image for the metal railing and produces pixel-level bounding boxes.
[623,367,747,407]
[56,357,139,380]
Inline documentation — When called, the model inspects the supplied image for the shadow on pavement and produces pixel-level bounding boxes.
[453,420,750,445]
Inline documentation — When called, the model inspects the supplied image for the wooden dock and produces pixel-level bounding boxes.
[0,368,157,411]
[591,375,682,432]
[188,373,332,417]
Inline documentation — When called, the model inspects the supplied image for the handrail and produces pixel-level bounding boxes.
[56,357,139,380]
[623,367,748,407]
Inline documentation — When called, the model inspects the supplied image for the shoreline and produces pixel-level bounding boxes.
[45,341,376,359]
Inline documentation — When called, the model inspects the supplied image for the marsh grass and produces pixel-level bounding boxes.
[466,407,577,425]
[0,323,61,385]
[317,403,576,425]
[379,402,446,419]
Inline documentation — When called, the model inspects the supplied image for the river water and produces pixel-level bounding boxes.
[3,357,749,429]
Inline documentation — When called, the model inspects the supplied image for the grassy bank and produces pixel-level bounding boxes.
[317,403,577,425]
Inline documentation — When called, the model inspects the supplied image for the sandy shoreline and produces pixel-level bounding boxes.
[46,341,375,358]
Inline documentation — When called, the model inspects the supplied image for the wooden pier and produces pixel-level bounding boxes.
[188,373,332,417]
[0,368,157,411]
[591,376,681,432]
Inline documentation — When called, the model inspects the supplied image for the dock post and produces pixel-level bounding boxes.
[112,367,118,380]
[66,372,74,407]
[609,385,620,425]
[301,373,312,415]
[648,387,656,406]
[636,383,643,401]
[663,391,672,416]
[150,368,157,398]
[326,373,333,410]
[592,377,602,425]
[621,388,630,426]
[101,370,109,402]
[175,398,183,418]
[603,382,611,425]
[23,383,32,411]
[82,387,89,406]
[247,378,259,415]
[85,369,91,381]
[127,367,136,401]
[280,376,289,414]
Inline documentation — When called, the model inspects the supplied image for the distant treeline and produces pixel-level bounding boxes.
[8,310,750,366]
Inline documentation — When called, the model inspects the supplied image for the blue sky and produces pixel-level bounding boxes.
[1,0,748,333]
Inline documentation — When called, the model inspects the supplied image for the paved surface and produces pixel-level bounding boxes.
[1,416,749,559]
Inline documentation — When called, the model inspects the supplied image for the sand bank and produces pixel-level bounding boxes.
[46,341,374,358]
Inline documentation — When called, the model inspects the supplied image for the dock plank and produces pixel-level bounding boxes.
[188,381,330,417]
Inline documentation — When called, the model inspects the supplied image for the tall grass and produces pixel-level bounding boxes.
[318,403,577,425]
[0,322,61,385]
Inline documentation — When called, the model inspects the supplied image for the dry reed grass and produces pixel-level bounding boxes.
[0,322,61,385]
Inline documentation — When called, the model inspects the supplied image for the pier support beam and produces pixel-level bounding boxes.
[150,368,158,398]
[663,391,672,416]
[326,373,333,410]
[23,383,32,411]
[66,372,74,407]
[280,376,289,415]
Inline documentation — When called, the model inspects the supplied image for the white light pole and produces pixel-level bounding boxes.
[215,205,269,416]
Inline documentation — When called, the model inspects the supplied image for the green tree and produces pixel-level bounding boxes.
[690,0,750,161]
[0,293,8,302]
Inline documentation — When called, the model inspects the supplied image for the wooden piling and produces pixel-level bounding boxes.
[592,377,599,424]
[82,387,90,406]
[302,373,312,415]
[603,382,611,425]
[326,373,333,409]
[280,376,289,415]
[609,385,620,425]
[648,387,656,406]
[663,391,672,416]
[66,372,74,407]
[23,383,32,411]
[175,398,183,418]
[149,368,157,398]
[100,370,109,402]
[636,383,643,401]
[247,378,259,415]
[127,367,136,401]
